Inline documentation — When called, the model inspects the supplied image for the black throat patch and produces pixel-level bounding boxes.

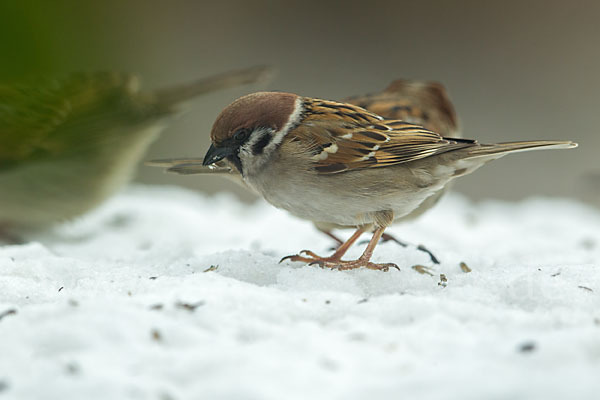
[227,154,243,175]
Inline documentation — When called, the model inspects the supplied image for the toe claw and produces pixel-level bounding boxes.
[279,255,293,263]
[281,250,329,267]
[280,254,311,263]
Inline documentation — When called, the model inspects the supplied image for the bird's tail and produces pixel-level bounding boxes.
[464,140,577,158]
[153,65,273,108]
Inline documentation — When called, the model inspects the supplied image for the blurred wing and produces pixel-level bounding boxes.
[0,72,144,170]
[153,65,273,108]
[0,67,274,171]
[293,98,474,174]
[146,158,233,175]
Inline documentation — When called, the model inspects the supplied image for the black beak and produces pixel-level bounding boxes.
[202,144,234,166]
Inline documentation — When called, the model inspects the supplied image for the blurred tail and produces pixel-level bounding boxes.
[153,65,273,108]
[146,158,233,175]
[465,140,577,158]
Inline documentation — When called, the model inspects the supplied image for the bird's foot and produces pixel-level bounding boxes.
[281,250,399,272]
[312,259,399,271]
[358,232,407,247]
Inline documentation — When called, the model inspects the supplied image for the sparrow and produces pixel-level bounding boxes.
[152,79,460,261]
[151,91,577,271]
[0,66,271,241]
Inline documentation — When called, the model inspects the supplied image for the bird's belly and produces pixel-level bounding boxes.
[247,164,448,227]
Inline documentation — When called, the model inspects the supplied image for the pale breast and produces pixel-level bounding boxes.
[245,153,458,227]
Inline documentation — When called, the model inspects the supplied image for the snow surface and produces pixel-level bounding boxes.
[1,185,599,400]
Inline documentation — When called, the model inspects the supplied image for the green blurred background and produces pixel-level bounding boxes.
[2,0,598,204]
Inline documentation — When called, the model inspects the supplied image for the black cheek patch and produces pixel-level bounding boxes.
[251,134,272,155]
[227,154,243,175]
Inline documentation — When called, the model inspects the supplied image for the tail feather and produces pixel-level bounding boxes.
[465,140,577,158]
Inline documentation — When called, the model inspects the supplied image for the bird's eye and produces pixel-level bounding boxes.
[234,128,249,142]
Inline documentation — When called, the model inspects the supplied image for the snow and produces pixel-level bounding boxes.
[1,185,599,400]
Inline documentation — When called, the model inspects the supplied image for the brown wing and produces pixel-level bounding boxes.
[343,79,459,137]
[291,97,474,174]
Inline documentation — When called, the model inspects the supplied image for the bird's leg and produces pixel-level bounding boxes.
[280,226,367,264]
[321,228,403,251]
[359,232,407,246]
[359,232,440,264]
[313,227,399,271]
[322,228,399,252]
[318,228,345,250]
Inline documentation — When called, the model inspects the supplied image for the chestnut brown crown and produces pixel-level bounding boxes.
[210,91,298,145]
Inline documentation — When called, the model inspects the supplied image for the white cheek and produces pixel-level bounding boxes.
[238,142,256,168]
[238,141,253,158]
[238,130,273,174]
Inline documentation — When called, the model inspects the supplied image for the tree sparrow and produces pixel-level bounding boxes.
[152,91,577,271]
[154,79,459,261]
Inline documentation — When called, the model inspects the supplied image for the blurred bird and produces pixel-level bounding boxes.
[0,66,271,240]
[151,90,576,271]
[151,79,460,261]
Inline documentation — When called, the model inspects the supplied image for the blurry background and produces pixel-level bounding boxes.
[1,0,598,205]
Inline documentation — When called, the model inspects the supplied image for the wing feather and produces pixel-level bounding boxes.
[290,98,475,174]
